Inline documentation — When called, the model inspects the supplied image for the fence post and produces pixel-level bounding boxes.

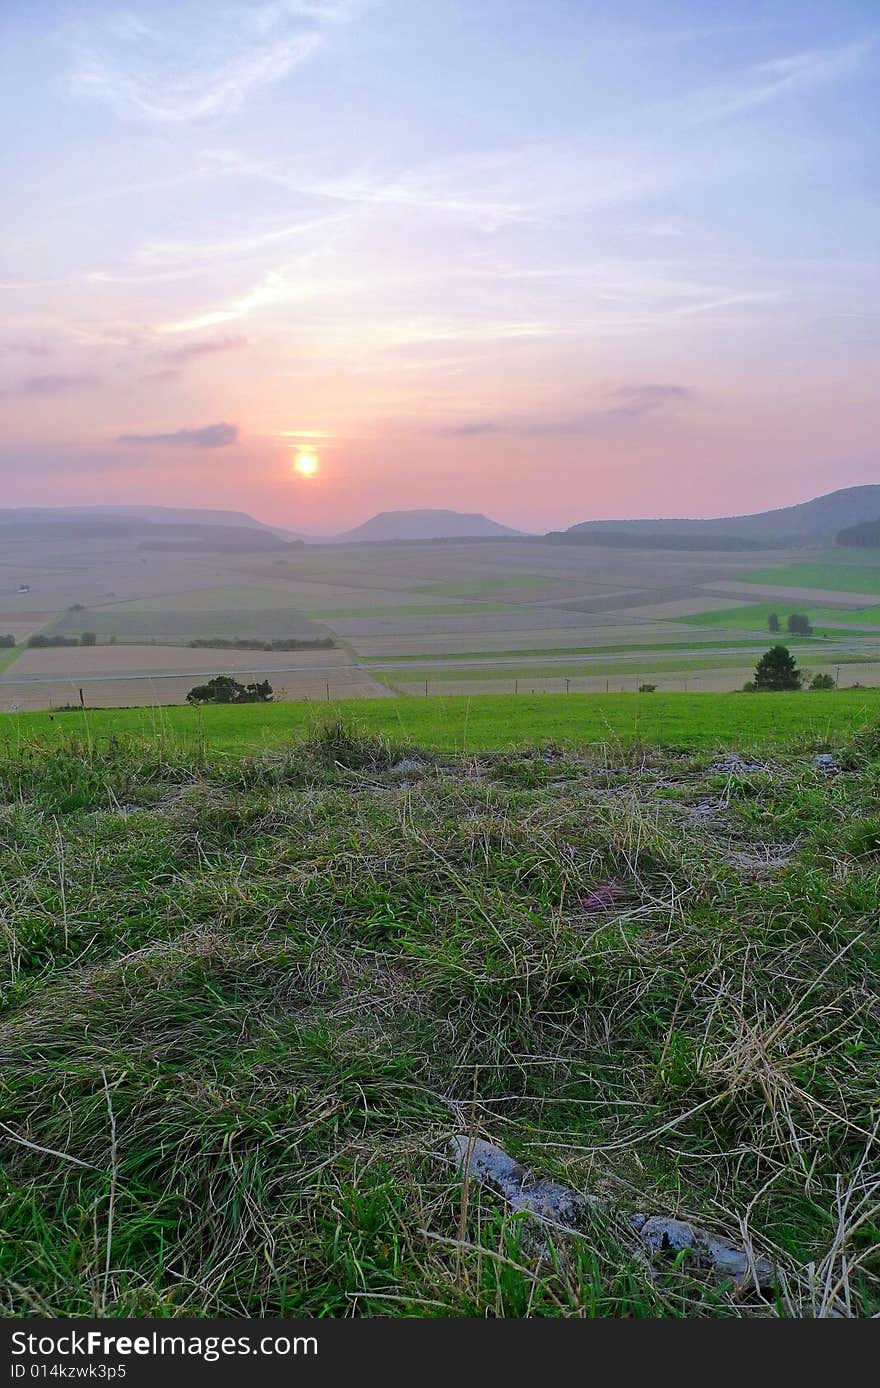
[326,683,330,701]
[515,679,518,694]
[425,679,428,697]
[565,678,570,693]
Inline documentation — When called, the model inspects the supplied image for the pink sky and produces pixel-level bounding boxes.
[1,1,877,533]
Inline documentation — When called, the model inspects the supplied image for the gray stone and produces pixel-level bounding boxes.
[713,754,764,775]
[448,1135,599,1227]
[812,753,838,772]
[450,1133,774,1289]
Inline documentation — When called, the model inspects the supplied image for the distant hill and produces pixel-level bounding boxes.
[559,486,880,546]
[0,504,265,529]
[336,509,521,543]
[0,502,306,538]
[0,505,307,545]
[0,513,300,553]
[544,530,764,552]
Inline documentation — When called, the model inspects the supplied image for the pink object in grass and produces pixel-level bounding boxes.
[579,881,622,913]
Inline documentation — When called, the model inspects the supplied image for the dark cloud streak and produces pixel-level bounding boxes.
[116,422,239,448]
[435,384,696,436]
[0,373,100,398]
[159,335,248,365]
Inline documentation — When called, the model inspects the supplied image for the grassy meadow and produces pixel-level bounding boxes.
[739,561,880,595]
[1,696,879,1317]
[5,687,880,754]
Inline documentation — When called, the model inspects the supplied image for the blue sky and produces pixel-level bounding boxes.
[0,0,877,529]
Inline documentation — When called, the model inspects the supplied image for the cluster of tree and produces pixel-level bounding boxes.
[136,525,301,555]
[186,675,274,706]
[743,646,837,692]
[0,635,15,649]
[767,611,812,635]
[837,519,880,548]
[188,637,334,651]
[27,632,97,648]
[545,530,765,551]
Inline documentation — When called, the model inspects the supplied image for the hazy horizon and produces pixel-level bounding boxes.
[2,0,878,531]
[1,481,879,540]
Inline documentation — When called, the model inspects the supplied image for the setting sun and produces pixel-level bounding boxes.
[293,450,319,478]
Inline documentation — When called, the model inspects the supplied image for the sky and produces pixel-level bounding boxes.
[0,0,878,533]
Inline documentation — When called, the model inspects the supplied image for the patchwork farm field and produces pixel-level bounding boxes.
[9,644,353,678]
[3,533,880,708]
[2,695,880,1316]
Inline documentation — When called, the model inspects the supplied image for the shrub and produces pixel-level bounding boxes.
[189,637,335,651]
[751,645,803,691]
[186,675,274,706]
[810,672,836,690]
[27,634,80,648]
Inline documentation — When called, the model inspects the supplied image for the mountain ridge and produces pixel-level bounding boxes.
[560,485,880,544]
[335,509,522,543]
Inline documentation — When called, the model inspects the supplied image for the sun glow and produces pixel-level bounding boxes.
[293,450,319,478]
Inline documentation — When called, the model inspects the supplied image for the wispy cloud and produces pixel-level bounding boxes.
[64,2,362,123]
[137,211,348,268]
[156,267,328,333]
[436,385,696,436]
[307,141,683,231]
[683,41,871,124]
[247,1,368,30]
[116,422,239,448]
[0,373,100,399]
[68,36,320,123]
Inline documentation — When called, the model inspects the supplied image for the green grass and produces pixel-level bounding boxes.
[1,713,879,1317]
[0,643,24,674]
[675,601,880,631]
[365,638,809,664]
[384,654,880,686]
[420,575,562,598]
[742,561,880,595]
[828,607,880,627]
[5,688,880,754]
